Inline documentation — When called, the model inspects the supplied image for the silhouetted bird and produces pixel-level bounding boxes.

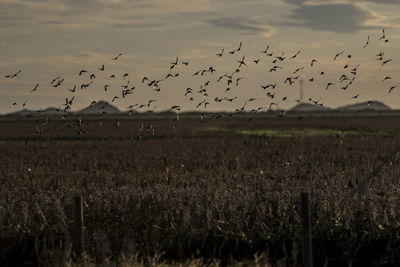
[382,59,392,66]
[260,45,270,54]
[112,53,122,60]
[311,59,318,67]
[378,29,385,40]
[334,51,344,61]
[363,36,369,48]
[389,86,398,94]
[68,85,76,93]
[237,56,247,67]
[5,70,21,78]
[31,83,39,92]
[290,50,300,59]
[235,42,242,51]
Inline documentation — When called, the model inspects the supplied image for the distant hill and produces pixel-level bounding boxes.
[6,107,63,116]
[4,101,121,117]
[289,103,331,112]
[6,109,35,116]
[336,101,391,111]
[76,100,121,114]
[41,107,64,115]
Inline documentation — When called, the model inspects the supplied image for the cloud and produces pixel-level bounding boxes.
[280,3,376,33]
[284,0,400,5]
[282,0,307,5]
[207,17,275,37]
[0,0,213,31]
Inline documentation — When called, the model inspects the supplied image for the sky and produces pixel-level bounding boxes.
[0,0,400,114]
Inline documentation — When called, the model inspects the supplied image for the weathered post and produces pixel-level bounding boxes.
[74,195,84,260]
[300,192,313,267]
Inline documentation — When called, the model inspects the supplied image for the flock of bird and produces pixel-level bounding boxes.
[1,29,398,135]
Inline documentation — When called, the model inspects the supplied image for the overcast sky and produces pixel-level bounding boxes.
[0,0,399,114]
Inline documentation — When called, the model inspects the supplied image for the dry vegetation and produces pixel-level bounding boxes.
[1,114,400,266]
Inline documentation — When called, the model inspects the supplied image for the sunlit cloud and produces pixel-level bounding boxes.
[0,0,213,31]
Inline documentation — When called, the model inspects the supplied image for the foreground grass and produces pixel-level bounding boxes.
[1,118,400,266]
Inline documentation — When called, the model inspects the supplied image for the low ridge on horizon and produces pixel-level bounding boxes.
[4,100,394,117]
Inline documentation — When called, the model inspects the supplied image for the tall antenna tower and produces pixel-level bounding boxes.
[299,79,304,103]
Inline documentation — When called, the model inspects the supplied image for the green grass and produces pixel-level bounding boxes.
[236,128,361,137]
[199,126,362,137]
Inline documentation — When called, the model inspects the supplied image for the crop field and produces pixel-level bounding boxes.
[1,113,400,266]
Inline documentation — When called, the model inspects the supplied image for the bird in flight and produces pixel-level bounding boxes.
[237,56,247,67]
[79,70,87,76]
[5,70,21,78]
[290,50,300,59]
[112,53,122,60]
[269,65,283,72]
[382,59,392,66]
[326,82,335,90]
[142,77,149,84]
[389,85,398,94]
[351,93,361,99]
[378,29,385,40]
[275,52,285,61]
[260,45,270,54]
[334,51,344,61]
[216,48,224,57]
[236,77,244,86]
[68,85,76,93]
[235,42,242,52]
[31,83,39,92]
[53,78,64,87]
[170,57,178,66]
[293,67,304,74]
[22,99,29,109]
[376,51,384,61]
[363,36,369,48]
[50,76,60,85]
[311,59,318,67]
[99,65,105,71]
[147,99,157,107]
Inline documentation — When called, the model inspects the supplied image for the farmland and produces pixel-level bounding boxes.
[1,112,400,266]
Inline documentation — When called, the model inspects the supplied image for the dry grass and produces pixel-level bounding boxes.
[0,116,400,266]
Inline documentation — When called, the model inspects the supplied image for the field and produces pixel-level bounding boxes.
[1,112,400,266]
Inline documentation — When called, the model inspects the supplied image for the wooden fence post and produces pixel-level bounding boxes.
[300,192,313,267]
[74,195,84,260]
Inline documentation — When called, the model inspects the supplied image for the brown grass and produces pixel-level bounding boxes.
[0,115,400,266]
